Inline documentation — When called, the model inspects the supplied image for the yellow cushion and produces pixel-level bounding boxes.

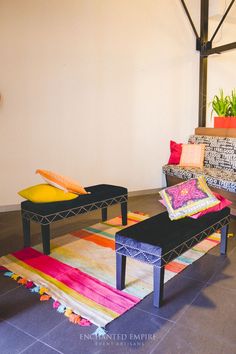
[18,184,78,203]
[36,169,88,195]
[179,144,205,169]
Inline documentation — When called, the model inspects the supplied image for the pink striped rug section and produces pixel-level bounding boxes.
[12,247,139,315]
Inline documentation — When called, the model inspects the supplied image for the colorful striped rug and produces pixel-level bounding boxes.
[0,212,221,330]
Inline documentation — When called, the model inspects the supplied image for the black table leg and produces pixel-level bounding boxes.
[220,225,228,255]
[102,207,107,222]
[116,253,126,290]
[41,224,50,255]
[153,265,165,308]
[22,217,31,248]
[121,201,127,225]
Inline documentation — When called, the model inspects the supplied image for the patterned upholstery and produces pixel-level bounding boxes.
[163,165,236,193]
[188,135,236,171]
[163,135,236,193]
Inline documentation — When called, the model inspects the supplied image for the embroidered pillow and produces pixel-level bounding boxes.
[18,184,78,203]
[36,169,89,195]
[168,140,183,165]
[159,192,231,219]
[159,176,220,220]
[179,144,205,169]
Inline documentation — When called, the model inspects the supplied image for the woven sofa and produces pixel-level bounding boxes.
[162,134,236,216]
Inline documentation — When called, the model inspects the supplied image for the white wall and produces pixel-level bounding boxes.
[0,0,200,207]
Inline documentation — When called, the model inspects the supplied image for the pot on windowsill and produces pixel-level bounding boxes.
[214,116,236,128]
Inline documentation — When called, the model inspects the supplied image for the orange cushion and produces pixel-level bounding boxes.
[179,144,205,169]
[36,169,88,195]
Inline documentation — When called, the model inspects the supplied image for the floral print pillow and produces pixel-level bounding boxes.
[159,176,220,220]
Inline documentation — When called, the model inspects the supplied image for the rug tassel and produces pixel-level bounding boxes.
[57,305,66,313]
[80,318,91,326]
[4,271,13,277]
[40,294,51,301]
[92,327,107,337]
[39,287,49,295]
[64,308,73,317]
[69,314,81,324]
[30,286,40,293]
[53,300,60,309]
[18,278,27,285]
[25,281,34,289]
[11,273,19,280]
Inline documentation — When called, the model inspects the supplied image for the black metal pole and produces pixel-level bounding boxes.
[206,41,236,55]
[199,56,208,127]
[198,0,209,127]
[180,0,199,39]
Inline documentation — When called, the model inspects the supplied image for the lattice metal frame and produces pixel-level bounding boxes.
[22,194,128,225]
[115,214,230,268]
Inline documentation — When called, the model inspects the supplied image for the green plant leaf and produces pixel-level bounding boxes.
[229,89,236,116]
[210,89,230,117]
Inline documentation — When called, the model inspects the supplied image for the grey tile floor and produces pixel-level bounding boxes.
[0,194,236,354]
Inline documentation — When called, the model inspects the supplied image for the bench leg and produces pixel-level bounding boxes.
[41,224,51,255]
[220,225,228,255]
[153,265,165,308]
[101,207,107,222]
[121,202,127,226]
[23,218,31,248]
[116,253,126,290]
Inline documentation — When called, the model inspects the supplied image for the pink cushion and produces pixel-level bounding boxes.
[190,192,232,219]
[168,140,182,165]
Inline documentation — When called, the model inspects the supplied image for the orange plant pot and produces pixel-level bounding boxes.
[214,116,236,128]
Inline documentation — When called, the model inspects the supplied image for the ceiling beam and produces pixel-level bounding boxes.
[205,41,236,56]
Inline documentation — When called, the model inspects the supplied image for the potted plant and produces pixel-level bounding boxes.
[211,89,236,128]
[229,89,236,117]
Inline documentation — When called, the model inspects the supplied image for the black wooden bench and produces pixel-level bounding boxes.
[115,207,230,307]
[21,184,128,255]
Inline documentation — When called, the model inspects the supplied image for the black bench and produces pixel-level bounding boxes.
[22,184,128,255]
[115,207,230,307]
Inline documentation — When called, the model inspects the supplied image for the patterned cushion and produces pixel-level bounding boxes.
[162,164,236,193]
[159,176,220,220]
[188,135,236,172]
